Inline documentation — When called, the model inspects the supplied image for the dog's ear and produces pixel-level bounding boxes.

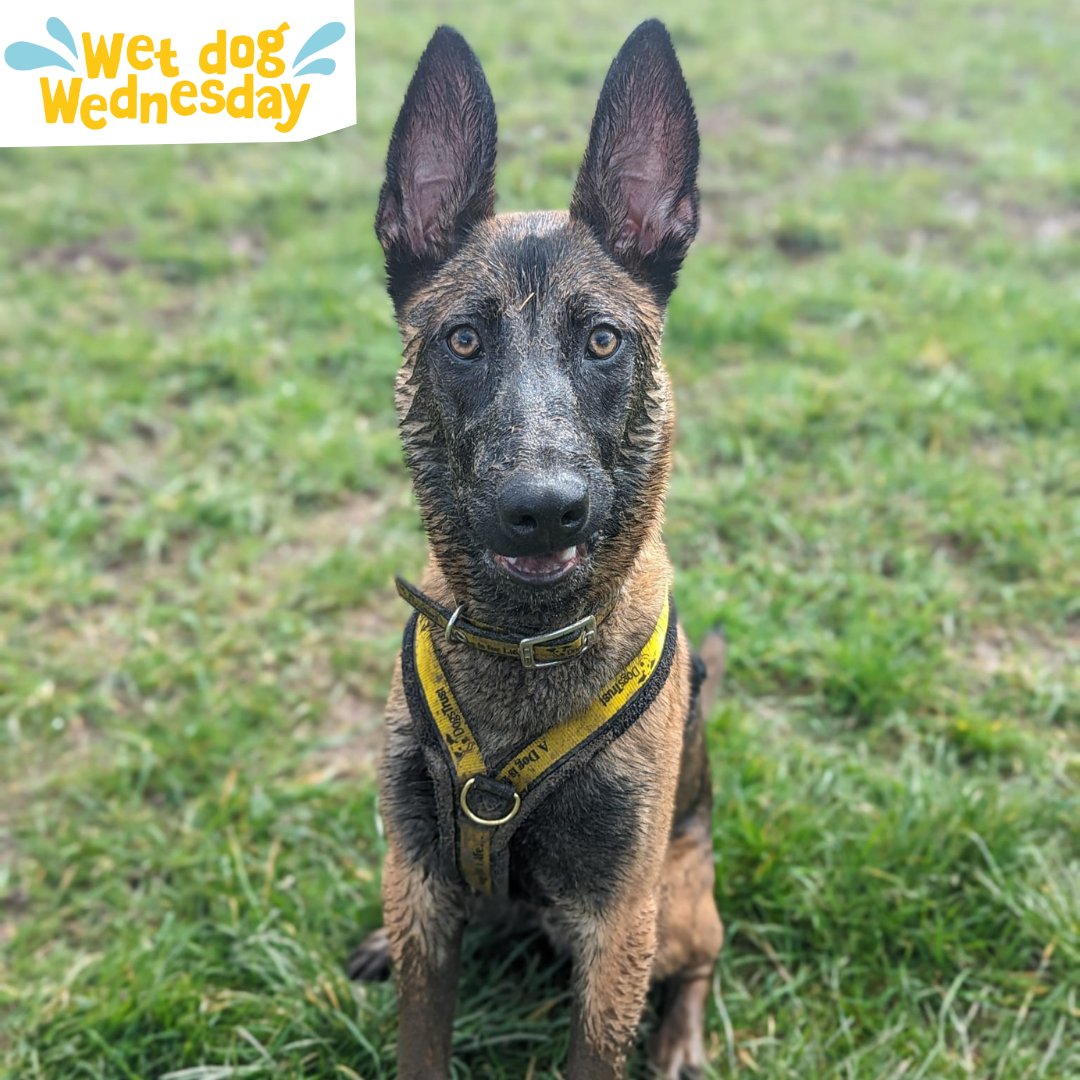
[376,27,497,308]
[570,20,699,304]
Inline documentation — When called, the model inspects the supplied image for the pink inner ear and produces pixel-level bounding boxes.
[611,127,685,257]
[407,170,455,253]
[672,193,695,229]
[617,178,675,257]
[399,68,482,256]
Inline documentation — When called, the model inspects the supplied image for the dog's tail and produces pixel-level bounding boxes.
[692,629,727,719]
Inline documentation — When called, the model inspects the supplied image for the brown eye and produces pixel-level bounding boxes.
[447,325,482,360]
[587,325,621,360]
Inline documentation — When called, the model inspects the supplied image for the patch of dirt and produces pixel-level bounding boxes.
[153,293,201,329]
[79,438,166,506]
[834,127,975,172]
[745,697,795,737]
[72,435,202,572]
[1000,202,1080,245]
[18,229,135,275]
[31,608,124,672]
[698,102,745,143]
[279,515,407,784]
[294,595,404,782]
[956,625,1075,681]
[259,491,406,573]
[285,601,401,786]
[929,530,982,565]
[968,437,1015,472]
[934,193,1080,245]
[226,228,267,267]
[702,81,1079,260]
[342,602,402,642]
[696,85,980,251]
[297,689,384,785]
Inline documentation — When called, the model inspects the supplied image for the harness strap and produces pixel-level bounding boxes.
[400,596,677,895]
[395,576,616,667]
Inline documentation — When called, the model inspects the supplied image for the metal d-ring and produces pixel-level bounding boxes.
[459,777,521,827]
[444,605,465,644]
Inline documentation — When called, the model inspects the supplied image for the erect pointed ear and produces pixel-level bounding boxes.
[570,20,700,304]
[375,27,497,309]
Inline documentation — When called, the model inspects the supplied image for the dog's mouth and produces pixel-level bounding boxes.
[490,543,587,585]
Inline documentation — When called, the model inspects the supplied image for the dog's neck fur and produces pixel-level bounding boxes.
[414,518,674,756]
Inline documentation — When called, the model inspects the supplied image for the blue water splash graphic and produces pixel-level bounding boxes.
[294,57,336,78]
[46,17,78,58]
[4,40,75,72]
[292,21,344,70]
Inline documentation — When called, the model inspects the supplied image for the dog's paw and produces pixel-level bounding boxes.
[648,1038,704,1080]
[648,1040,704,1080]
[345,927,392,982]
[648,980,708,1080]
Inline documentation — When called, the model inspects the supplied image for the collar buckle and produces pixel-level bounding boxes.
[519,614,597,669]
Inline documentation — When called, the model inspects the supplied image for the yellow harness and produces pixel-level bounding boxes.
[399,594,676,895]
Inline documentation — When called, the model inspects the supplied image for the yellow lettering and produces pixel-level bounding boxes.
[156,38,179,78]
[199,30,227,75]
[260,91,281,122]
[140,91,167,124]
[127,34,153,71]
[170,80,197,117]
[39,77,81,123]
[256,23,288,78]
[230,35,254,68]
[276,82,309,134]
[82,33,125,78]
[200,79,225,114]
[109,74,138,119]
[225,74,255,119]
[80,93,108,130]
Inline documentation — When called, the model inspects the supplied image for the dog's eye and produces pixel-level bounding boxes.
[587,325,621,360]
[447,325,482,360]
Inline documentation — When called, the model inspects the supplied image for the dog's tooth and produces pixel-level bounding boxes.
[556,547,575,561]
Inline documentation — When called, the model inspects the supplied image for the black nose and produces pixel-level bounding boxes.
[494,470,591,555]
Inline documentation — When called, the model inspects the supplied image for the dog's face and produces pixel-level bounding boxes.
[376,21,699,625]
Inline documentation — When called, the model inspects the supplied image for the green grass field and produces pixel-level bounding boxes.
[2,0,1078,1076]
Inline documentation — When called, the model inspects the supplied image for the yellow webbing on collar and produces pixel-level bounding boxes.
[413,599,671,894]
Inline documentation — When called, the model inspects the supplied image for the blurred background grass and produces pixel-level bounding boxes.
[1,0,1077,1077]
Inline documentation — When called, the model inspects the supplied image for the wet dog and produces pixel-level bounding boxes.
[350,20,723,1078]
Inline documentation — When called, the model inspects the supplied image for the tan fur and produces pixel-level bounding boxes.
[570,895,658,1076]
[653,818,724,981]
[380,842,464,1075]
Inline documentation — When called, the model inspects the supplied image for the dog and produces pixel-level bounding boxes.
[348,19,724,1078]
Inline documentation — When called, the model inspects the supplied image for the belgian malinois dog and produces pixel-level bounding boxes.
[349,18,724,1078]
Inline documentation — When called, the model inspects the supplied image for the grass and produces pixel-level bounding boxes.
[1,0,1077,1076]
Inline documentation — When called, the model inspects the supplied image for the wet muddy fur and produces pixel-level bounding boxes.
[351,19,724,1079]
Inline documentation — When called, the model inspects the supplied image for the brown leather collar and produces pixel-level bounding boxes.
[394,576,616,668]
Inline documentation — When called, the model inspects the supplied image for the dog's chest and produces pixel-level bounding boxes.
[385,698,654,907]
[504,753,646,907]
[387,608,682,905]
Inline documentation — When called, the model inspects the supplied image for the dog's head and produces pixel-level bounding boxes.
[376,21,699,627]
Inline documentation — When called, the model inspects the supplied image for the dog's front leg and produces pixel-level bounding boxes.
[565,893,658,1079]
[382,844,463,1078]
